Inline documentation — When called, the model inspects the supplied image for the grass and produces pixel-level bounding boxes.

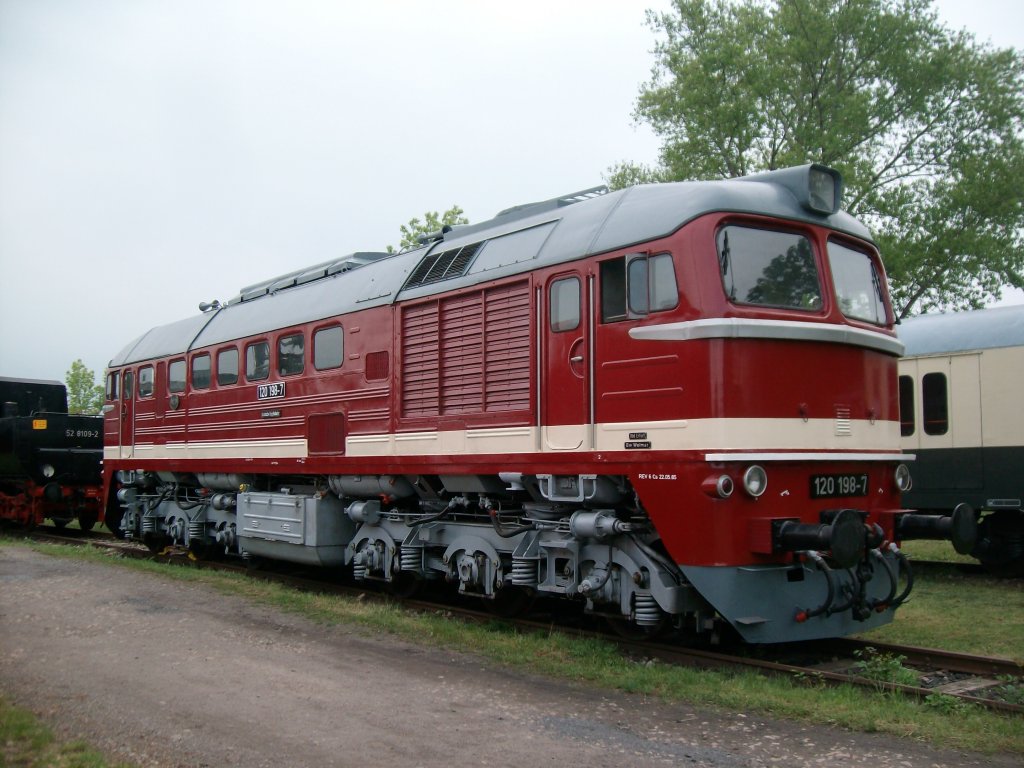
[857,552,1024,661]
[0,695,130,768]
[2,536,1023,758]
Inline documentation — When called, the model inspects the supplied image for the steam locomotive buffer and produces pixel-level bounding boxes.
[102,165,973,643]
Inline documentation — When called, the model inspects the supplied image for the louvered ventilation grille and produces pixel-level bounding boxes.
[405,242,482,289]
[835,407,852,436]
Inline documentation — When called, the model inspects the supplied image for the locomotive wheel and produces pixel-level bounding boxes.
[51,517,71,530]
[77,511,98,532]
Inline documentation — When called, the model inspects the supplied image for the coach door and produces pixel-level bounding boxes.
[542,272,592,450]
[119,368,135,459]
[902,353,983,491]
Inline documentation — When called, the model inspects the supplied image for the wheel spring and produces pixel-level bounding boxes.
[399,546,421,573]
[634,594,662,626]
[353,563,368,581]
[511,557,538,587]
[141,516,156,534]
[188,520,205,541]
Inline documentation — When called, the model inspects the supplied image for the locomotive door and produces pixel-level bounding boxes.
[119,369,134,459]
[542,272,592,450]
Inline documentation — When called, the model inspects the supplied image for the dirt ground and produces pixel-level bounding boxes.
[0,545,1015,768]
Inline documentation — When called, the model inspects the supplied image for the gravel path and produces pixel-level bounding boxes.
[0,545,1013,768]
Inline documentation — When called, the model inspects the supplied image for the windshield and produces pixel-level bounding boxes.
[717,225,822,311]
[828,240,887,325]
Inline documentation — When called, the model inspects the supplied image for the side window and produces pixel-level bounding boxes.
[602,253,678,322]
[191,354,211,390]
[627,253,679,315]
[922,372,948,436]
[278,333,304,376]
[122,370,134,400]
[246,342,270,382]
[106,372,119,401]
[217,347,239,386]
[314,326,344,371]
[169,359,187,393]
[138,366,154,398]
[898,375,915,437]
[549,277,580,332]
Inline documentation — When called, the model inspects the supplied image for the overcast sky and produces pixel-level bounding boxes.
[1,0,1021,384]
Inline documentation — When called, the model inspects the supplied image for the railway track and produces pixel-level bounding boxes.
[12,525,1024,716]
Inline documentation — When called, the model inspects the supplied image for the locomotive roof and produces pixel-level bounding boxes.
[109,167,875,367]
[898,304,1024,357]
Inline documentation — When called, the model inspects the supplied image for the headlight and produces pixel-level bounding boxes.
[41,464,55,478]
[894,464,913,492]
[743,465,767,498]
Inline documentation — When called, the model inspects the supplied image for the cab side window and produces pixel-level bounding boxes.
[602,253,678,322]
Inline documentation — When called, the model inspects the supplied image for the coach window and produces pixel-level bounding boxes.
[191,354,211,390]
[278,333,305,376]
[717,225,822,311]
[922,372,948,435]
[217,347,239,386]
[550,277,580,332]
[168,359,186,393]
[246,342,270,382]
[138,366,154,398]
[898,375,915,436]
[828,240,887,325]
[314,326,344,370]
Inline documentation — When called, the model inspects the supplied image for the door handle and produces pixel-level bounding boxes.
[570,355,584,363]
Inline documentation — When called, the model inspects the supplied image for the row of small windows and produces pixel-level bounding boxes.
[899,373,948,437]
[110,326,344,400]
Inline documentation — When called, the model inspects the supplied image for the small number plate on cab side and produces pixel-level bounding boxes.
[810,473,869,498]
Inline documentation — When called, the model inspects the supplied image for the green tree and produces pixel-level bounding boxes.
[387,205,469,253]
[65,359,103,415]
[612,0,1024,317]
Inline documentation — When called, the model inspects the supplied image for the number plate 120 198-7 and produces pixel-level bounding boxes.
[810,473,869,499]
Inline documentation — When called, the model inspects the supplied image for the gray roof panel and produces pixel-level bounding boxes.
[108,166,880,367]
[898,305,1024,356]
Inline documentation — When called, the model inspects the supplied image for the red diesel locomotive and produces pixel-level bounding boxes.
[102,165,967,643]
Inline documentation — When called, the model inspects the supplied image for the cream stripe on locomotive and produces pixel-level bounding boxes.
[107,417,900,461]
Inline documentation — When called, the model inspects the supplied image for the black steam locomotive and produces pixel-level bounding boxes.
[0,377,104,529]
